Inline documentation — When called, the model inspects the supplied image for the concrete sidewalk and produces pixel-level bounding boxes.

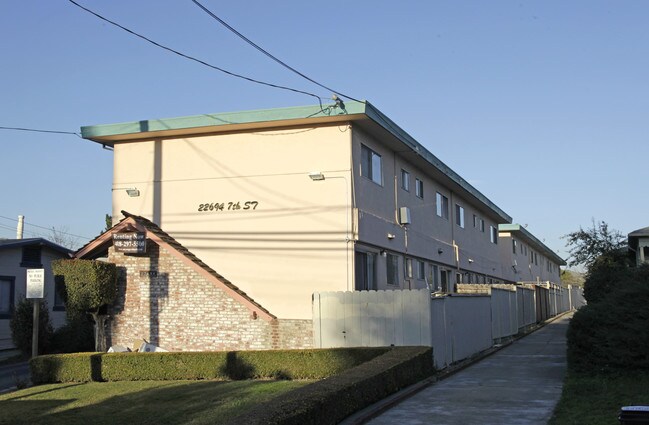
[365,313,572,425]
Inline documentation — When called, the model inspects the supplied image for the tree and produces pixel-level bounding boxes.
[41,226,80,250]
[563,220,627,268]
[104,214,112,232]
[560,269,585,287]
[51,259,117,352]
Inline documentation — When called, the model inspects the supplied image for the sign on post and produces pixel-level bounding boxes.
[26,268,45,299]
[26,268,45,358]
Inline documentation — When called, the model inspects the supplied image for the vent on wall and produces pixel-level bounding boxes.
[399,207,411,225]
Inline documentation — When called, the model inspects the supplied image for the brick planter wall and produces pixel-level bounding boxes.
[107,243,313,351]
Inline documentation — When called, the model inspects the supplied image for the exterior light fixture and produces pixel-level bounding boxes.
[387,233,396,239]
[126,188,140,197]
[468,258,474,263]
[438,248,444,255]
[308,172,325,181]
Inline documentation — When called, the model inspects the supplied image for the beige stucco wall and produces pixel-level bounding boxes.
[351,127,504,289]
[0,247,67,350]
[112,125,353,319]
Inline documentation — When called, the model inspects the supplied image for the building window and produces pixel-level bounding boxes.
[53,276,66,311]
[428,264,439,291]
[404,257,413,278]
[361,144,382,185]
[490,226,498,244]
[415,178,424,199]
[0,276,15,319]
[417,260,425,279]
[386,254,399,286]
[20,245,42,267]
[534,252,538,265]
[455,204,465,228]
[480,219,485,232]
[473,214,478,228]
[401,169,410,191]
[436,192,449,219]
[512,239,517,254]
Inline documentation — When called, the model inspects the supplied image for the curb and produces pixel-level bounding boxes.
[340,310,575,425]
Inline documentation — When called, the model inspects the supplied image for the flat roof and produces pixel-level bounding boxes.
[498,224,566,265]
[81,100,512,223]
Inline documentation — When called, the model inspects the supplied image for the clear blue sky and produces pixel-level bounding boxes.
[2,1,647,264]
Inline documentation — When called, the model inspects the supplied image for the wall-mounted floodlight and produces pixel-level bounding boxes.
[308,172,325,181]
[112,187,141,197]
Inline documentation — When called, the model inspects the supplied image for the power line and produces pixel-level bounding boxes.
[0,215,92,240]
[190,0,362,103]
[0,126,81,137]
[67,0,325,105]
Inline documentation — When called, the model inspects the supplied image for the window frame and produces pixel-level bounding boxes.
[0,276,15,319]
[20,245,42,268]
[490,225,498,244]
[455,204,465,228]
[400,169,410,192]
[386,253,399,286]
[360,144,383,186]
[415,178,424,199]
[436,192,449,219]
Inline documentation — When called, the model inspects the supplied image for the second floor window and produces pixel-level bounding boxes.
[456,204,465,228]
[436,192,449,219]
[415,178,424,198]
[361,144,382,185]
[401,169,410,191]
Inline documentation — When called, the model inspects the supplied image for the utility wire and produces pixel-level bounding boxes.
[190,0,362,103]
[0,126,81,137]
[0,215,92,240]
[67,0,325,105]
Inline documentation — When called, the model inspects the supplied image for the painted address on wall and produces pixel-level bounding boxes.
[197,201,259,212]
[113,232,147,253]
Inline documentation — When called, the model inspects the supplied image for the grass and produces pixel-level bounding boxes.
[0,379,309,425]
[549,372,649,425]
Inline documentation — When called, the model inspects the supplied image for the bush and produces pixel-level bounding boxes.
[30,347,391,384]
[567,282,649,373]
[50,316,95,354]
[224,346,434,425]
[583,251,632,303]
[10,299,53,355]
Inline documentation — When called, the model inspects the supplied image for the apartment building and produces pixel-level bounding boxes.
[498,224,565,284]
[81,101,517,320]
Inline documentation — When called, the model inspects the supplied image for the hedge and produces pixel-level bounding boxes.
[30,347,391,384]
[224,346,434,425]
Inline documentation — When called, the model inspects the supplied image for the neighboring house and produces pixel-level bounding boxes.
[0,238,71,350]
[497,224,565,284]
[628,226,649,266]
[80,101,515,321]
[74,211,312,351]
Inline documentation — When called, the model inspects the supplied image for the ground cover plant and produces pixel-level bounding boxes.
[549,372,649,425]
[0,380,308,425]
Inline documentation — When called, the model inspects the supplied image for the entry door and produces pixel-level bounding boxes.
[355,252,376,290]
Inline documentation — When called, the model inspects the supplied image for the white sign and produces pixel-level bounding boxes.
[26,269,45,299]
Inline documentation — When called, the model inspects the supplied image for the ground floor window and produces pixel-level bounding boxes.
[355,251,377,291]
[386,253,399,286]
[0,276,15,319]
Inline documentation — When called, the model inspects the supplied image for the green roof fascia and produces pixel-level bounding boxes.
[362,102,512,224]
[81,102,368,140]
[498,224,566,265]
[81,100,511,223]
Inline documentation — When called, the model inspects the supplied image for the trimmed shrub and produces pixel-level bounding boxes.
[50,316,95,354]
[567,282,649,373]
[582,251,632,304]
[10,299,53,355]
[224,346,434,425]
[30,347,390,384]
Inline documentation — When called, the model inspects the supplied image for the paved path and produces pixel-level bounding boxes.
[367,314,571,425]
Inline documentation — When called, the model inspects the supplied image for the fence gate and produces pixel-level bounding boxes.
[312,289,432,348]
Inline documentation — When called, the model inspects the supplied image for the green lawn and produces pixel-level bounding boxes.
[550,372,649,425]
[0,380,309,425]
